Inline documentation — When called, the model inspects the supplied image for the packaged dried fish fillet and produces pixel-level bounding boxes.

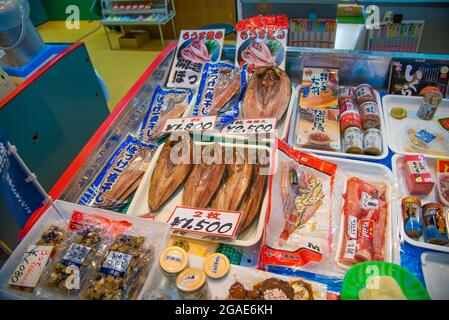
[82,233,154,300]
[139,85,192,142]
[259,139,337,273]
[78,134,157,211]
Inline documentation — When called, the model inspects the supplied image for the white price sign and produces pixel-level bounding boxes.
[161,116,217,134]
[8,245,53,288]
[166,206,242,238]
[222,118,277,135]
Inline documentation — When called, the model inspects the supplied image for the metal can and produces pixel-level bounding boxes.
[417,90,443,120]
[401,196,423,238]
[359,101,380,129]
[355,83,376,105]
[363,128,383,156]
[422,203,448,245]
[340,110,362,132]
[338,87,356,103]
[340,98,358,113]
[343,126,363,154]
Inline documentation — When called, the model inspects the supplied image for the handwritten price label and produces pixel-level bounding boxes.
[8,245,53,288]
[222,118,277,135]
[166,206,242,239]
[161,116,217,134]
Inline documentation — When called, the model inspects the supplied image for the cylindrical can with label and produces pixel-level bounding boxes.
[340,110,362,132]
[401,196,423,238]
[343,126,363,154]
[340,99,359,113]
[338,87,355,104]
[355,83,376,105]
[417,90,443,120]
[359,101,381,129]
[422,203,448,245]
[159,246,189,282]
[363,128,383,156]
[176,267,210,300]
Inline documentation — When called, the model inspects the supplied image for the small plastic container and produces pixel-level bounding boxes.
[340,110,361,132]
[355,83,376,105]
[159,246,189,281]
[363,128,382,156]
[338,87,356,104]
[176,267,210,300]
[359,101,380,130]
[343,126,363,154]
[203,253,230,280]
[340,98,358,113]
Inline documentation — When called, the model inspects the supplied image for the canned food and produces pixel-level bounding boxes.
[355,83,376,105]
[340,99,358,113]
[417,90,443,120]
[363,128,383,156]
[401,196,423,238]
[338,87,355,103]
[422,203,448,245]
[340,110,362,132]
[343,126,363,154]
[359,101,380,129]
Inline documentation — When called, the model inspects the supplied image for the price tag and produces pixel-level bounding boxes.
[8,245,53,288]
[347,216,358,239]
[343,239,357,260]
[222,118,277,135]
[161,116,217,134]
[166,206,242,239]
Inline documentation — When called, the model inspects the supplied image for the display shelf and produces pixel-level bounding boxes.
[102,9,167,15]
[101,11,175,26]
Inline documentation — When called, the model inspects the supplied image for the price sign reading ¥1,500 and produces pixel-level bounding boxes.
[166,206,243,239]
[222,118,277,135]
[161,116,217,134]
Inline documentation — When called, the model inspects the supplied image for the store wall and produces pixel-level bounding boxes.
[41,0,100,21]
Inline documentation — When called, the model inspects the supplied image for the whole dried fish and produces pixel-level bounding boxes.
[182,146,226,208]
[148,135,192,212]
[148,103,187,141]
[211,153,253,211]
[238,165,267,234]
[242,66,291,119]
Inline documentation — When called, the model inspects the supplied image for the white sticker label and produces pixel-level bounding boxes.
[61,243,91,267]
[161,116,217,134]
[343,239,357,260]
[407,160,428,175]
[361,192,378,210]
[167,206,242,239]
[348,216,358,239]
[101,251,133,277]
[222,118,277,135]
[8,245,53,288]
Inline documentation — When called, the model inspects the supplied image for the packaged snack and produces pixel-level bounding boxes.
[235,15,289,69]
[401,154,435,195]
[167,29,225,89]
[138,85,192,142]
[82,233,154,300]
[191,61,247,127]
[340,110,361,132]
[363,128,383,156]
[78,134,157,211]
[296,107,341,152]
[337,177,389,267]
[300,67,339,110]
[404,125,449,157]
[259,139,337,271]
[343,126,363,154]
[355,84,376,105]
[422,203,448,245]
[359,101,380,130]
[401,196,423,238]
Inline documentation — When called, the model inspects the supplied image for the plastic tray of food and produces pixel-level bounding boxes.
[288,89,389,161]
[382,95,449,158]
[0,200,170,300]
[421,252,449,300]
[391,154,449,253]
[126,139,270,247]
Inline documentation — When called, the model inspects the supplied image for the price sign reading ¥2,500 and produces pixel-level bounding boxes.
[161,116,217,134]
[166,206,243,239]
[222,118,277,135]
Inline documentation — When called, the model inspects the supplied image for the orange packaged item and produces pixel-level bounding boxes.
[340,110,362,132]
[402,155,435,195]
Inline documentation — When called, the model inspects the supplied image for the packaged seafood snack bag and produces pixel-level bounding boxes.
[336,177,391,268]
[78,134,157,211]
[190,61,248,127]
[139,85,192,142]
[36,211,131,298]
[259,139,337,274]
[167,29,225,90]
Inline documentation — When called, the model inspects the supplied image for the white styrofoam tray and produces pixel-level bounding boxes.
[391,154,449,253]
[421,252,449,300]
[288,90,389,161]
[126,141,270,247]
[0,200,170,300]
[382,95,449,158]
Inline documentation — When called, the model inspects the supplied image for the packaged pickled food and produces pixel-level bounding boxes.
[159,246,189,280]
[401,196,423,238]
[176,267,209,300]
[338,87,355,104]
[340,110,362,132]
[363,128,382,156]
[340,98,358,113]
[422,203,448,245]
[359,101,380,130]
[203,253,230,279]
[355,83,376,105]
[417,90,443,120]
[343,126,363,154]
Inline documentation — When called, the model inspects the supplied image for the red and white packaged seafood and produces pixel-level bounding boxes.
[336,177,391,267]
